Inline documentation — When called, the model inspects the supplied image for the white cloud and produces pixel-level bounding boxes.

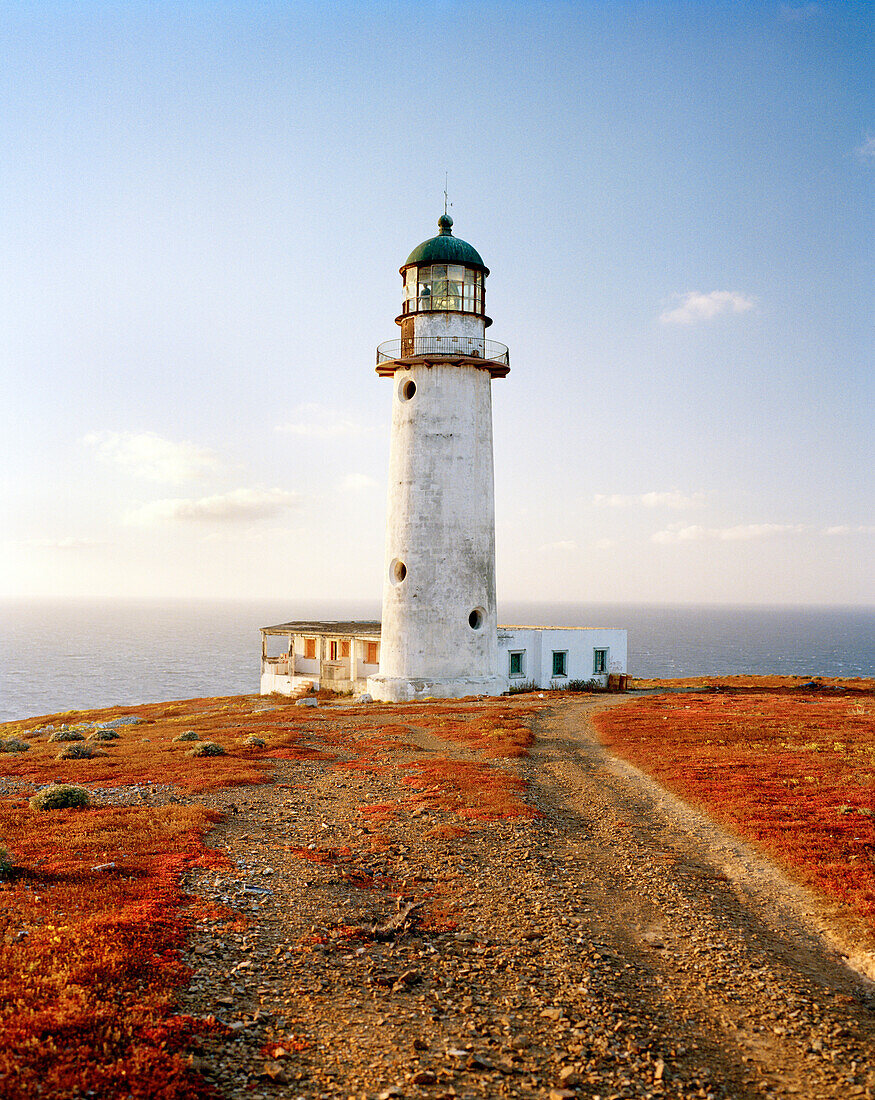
[276,404,370,439]
[824,524,875,536]
[659,291,755,325]
[539,539,578,551]
[16,537,106,550]
[339,473,379,492]
[84,431,219,483]
[652,522,805,544]
[651,525,709,544]
[594,490,705,510]
[593,538,619,550]
[125,488,301,526]
[780,3,822,20]
[855,134,875,163]
[719,523,806,541]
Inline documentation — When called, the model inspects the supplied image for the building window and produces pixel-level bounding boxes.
[552,651,567,678]
[329,641,338,660]
[304,638,316,660]
[340,640,350,659]
[508,651,525,678]
[593,649,608,675]
[365,641,378,664]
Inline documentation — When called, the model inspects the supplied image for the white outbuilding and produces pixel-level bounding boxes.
[259,621,628,696]
[498,626,629,690]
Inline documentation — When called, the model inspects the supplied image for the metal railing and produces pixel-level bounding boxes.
[376,337,509,366]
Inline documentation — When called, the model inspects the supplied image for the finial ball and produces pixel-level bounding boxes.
[437,213,454,232]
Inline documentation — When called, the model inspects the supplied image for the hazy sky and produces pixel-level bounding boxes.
[2,1,872,606]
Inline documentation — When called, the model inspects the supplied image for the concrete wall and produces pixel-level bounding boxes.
[369,354,506,701]
[415,311,485,353]
[497,628,628,689]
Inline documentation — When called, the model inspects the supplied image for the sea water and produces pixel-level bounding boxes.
[1,599,872,723]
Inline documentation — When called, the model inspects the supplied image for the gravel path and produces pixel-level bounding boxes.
[176,696,875,1100]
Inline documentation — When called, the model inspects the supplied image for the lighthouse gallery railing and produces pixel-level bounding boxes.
[376,338,509,367]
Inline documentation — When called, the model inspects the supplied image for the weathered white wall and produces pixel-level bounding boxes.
[260,670,317,695]
[369,353,506,701]
[415,312,485,353]
[497,627,628,688]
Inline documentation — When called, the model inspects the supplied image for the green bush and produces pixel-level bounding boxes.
[0,738,30,753]
[565,678,602,692]
[0,846,14,877]
[172,730,200,742]
[88,728,120,742]
[57,743,104,760]
[48,728,85,743]
[507,679,538,695]
[185,741,225,757]
[29,784,92,811]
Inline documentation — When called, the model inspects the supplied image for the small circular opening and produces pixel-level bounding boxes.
[399,378,416,402]
[468,607,485,630]
[390,558,407,585]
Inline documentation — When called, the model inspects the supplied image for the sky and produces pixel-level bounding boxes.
[1,0,872,607]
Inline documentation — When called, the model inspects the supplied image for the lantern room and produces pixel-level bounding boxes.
[397,214,492,327]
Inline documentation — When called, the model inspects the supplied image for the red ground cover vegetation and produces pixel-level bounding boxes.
[594,690,875,933]
[0,799,224,1099]
[630,675,871,692]
[401,759,538,821]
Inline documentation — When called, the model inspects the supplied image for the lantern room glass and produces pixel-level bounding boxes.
[403,264,484,315]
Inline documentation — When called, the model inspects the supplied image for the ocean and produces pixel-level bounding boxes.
[1,599,873,723]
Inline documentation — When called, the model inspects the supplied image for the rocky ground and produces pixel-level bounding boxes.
[173,696,875,1100]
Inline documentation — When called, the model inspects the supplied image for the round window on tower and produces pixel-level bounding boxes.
[468,607,486,630]
[389,558,407,586]
[398,378,416,402]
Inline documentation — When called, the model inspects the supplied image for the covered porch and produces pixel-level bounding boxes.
[260,620,381,696]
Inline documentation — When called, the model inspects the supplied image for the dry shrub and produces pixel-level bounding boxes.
[29,784,92,811]
[185,741,225,758]
[57,743,104,761]
[88,729,119,742]
[172,730,200,743]
[48,729,85,743]
[594,691,875,932]
[0,739,29,754]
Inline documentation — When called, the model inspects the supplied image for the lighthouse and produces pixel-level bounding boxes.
[366,214,510,702]
[258,217,629,701]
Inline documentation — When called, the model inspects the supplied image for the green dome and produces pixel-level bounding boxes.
[402,215,488,272]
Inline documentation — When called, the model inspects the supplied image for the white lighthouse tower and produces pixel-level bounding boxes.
[367,214,510,702]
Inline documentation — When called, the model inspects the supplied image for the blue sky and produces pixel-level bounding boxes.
[1,0,872,605]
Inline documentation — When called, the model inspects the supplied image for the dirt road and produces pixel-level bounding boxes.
[179,696,875,1099]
